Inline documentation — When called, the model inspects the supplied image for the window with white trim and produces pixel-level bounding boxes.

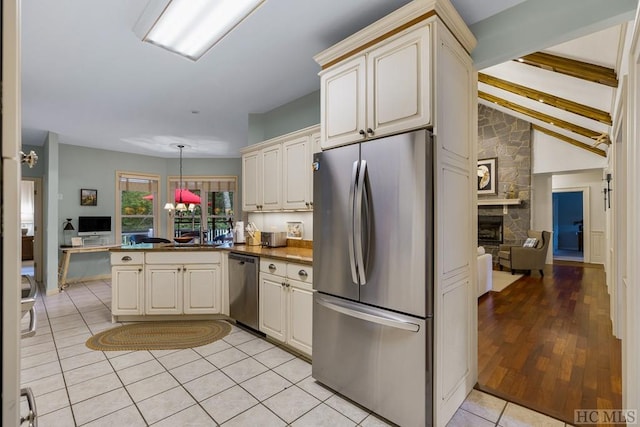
[116,172,160,243]
[167,176,237,242]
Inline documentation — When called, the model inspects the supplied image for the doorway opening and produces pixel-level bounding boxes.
[552,190,585,262]
[20,178,43,282]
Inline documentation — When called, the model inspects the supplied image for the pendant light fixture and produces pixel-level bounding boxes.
[175,144,187,212]
[164,144,188,213]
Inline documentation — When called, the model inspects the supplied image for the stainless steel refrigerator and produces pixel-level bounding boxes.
[312,128,433,427]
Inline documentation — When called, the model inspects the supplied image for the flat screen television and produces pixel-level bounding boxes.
[78,216,112,236]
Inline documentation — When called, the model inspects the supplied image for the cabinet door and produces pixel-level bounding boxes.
[242,151,261,211]
[321,55,366,149]
[367,26,431,137]
[282,136,310,210]
[183,264,221,314]
[145,265,182,314]
[111,266,143,315]
[287,279,313,357]
[259,273,286,342]
[261,144,282,210]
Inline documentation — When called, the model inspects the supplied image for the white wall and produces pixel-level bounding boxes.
[532,130,607,174]
[552,170,607,263]
[531,173,554,264]
[247,211,313,240]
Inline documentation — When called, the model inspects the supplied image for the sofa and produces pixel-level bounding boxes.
[498,230,551,276]
[477,247,492,297]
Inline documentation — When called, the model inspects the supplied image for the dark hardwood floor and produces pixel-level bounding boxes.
[477,262,622,424]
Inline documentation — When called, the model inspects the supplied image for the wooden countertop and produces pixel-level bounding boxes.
[110,243,313,265]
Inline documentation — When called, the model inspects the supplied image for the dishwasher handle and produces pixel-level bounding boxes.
[229,253,258,263]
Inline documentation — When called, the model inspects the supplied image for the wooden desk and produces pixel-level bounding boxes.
[58,245,119,291]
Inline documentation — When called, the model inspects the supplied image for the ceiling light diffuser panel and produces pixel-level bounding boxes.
[134,0,265,61]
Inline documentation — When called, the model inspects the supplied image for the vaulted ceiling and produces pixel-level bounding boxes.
[478,23,630,159]
[20,1,636,158]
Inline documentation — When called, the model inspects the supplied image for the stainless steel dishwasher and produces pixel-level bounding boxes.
[228,252,260,331]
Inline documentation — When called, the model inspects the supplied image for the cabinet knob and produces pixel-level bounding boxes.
[121,256,132,261]
[359,129,366,137]
[138,268,142,273]
[281,282,286,287]
[285,282,290,288]
[298,270,308,278]
[269,263,276,271]
[177,268,181,272]
[366,128,374,136]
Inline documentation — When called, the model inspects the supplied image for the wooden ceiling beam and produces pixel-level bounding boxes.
[478,73,612,125]
[532,125,607,157]
[478,91,611,145]
[514,52,618,88]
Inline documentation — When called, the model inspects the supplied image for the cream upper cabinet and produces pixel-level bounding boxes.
[241,125,318,212]
[242,151,261,212]
[320,26,430,150]
[283,136,311,210]
[261,144,282,210]
[242,144,282,211]
[321,55,367,148]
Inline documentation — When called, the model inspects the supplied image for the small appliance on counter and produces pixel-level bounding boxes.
[234,221,246,244]
[261,231,287,248]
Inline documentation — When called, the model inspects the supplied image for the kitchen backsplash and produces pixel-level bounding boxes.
[246,211,313,240]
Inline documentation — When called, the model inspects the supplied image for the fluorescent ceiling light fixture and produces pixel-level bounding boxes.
[134,0,265,61]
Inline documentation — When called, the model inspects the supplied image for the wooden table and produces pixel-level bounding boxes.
[58,245,119,291]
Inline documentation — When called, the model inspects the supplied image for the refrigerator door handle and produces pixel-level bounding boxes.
[354,160,367,285]
[316,295,420,332]
[348,160,359,285]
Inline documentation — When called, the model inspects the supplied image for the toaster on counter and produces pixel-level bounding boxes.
[261,231,287,248]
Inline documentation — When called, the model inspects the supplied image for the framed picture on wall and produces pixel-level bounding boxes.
[477,158,497,195]
[80,189,97,206]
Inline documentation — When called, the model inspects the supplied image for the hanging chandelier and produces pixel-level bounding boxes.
[164,144,188,213]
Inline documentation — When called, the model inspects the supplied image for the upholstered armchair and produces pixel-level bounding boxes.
[498,230,551,276]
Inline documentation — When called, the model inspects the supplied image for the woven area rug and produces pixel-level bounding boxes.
[86,320,231,351]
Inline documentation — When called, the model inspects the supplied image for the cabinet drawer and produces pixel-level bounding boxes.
[260,258,287,276]
[146,251,220,264]
[111,252,144,265]
[286,263,313,283]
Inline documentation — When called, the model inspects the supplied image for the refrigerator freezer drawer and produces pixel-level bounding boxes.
[312,293,432,427]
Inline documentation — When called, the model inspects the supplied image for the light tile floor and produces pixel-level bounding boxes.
[20,279,572,426]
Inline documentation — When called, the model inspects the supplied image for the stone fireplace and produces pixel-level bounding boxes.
[477,104,531,260]
[478,215,503,245]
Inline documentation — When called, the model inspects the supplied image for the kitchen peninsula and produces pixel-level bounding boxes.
[109,243,312,323]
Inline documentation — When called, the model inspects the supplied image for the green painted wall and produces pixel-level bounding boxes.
[56,144,241,283]
[248,90,320,144]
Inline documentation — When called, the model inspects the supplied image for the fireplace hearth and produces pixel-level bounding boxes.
[478,215,503,245]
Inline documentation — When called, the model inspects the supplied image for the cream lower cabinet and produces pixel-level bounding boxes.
[259,259,313,356]
[145,265,182,315]
[111,252,144,316]
[111,251,223,319]
[184,264,222,314]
